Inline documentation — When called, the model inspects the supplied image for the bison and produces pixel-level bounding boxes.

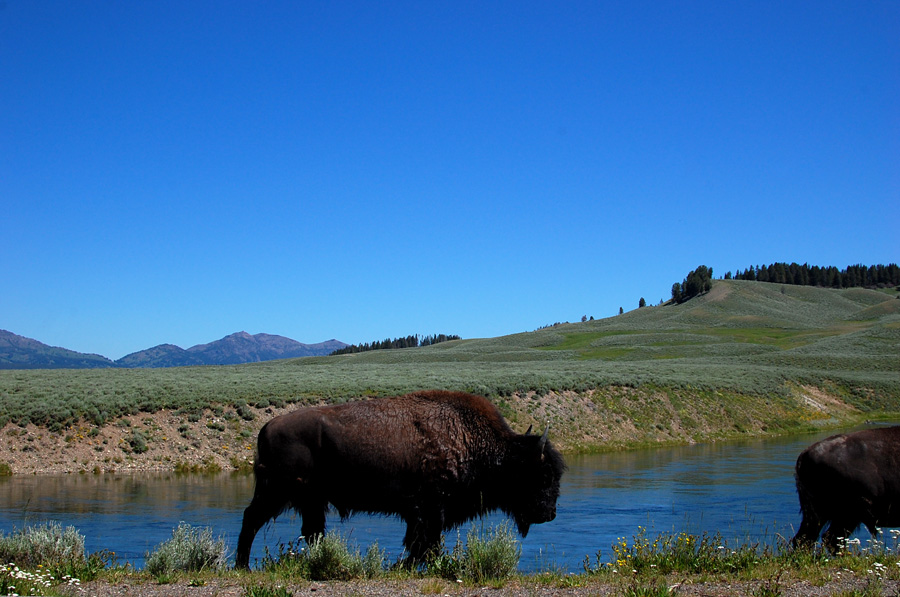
[235,390,566,568]
[792,426,900,551]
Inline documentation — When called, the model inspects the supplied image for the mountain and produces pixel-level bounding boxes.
[118,332,348,367]
[114,343,205,368]
[0,330,118,369]
[0,330,348,369]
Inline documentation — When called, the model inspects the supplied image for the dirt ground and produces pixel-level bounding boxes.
[0,404,293,475]
[65,575,900,597]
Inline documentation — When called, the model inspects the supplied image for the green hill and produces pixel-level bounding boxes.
[1,280,898,453]
[310,280,898,396]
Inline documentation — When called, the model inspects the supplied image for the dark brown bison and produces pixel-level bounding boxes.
[792,426,900,550]
[235,390,566,568]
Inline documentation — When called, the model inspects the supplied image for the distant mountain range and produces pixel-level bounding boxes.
[0,330,347,369]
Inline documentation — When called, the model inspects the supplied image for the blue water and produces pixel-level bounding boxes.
[0,427,879,572]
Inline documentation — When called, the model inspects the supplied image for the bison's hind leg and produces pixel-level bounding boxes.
[792,469,826,550]
[236,482,292,568]
[296,494,327,544]
[283,477,328,544]
[791,513,825,550]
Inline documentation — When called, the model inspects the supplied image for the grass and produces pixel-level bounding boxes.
[7,521,900,595]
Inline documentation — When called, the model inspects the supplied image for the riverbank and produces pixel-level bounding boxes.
[0,386,871,475]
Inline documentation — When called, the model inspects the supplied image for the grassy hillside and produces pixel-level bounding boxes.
[0,280,898,463]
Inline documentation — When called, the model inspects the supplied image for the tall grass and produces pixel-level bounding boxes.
[260,531,385,580]
[144,523,228,577]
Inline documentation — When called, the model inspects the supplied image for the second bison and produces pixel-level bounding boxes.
[793,426,900,550]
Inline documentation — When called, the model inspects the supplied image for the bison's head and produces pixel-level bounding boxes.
[508,426,566,537]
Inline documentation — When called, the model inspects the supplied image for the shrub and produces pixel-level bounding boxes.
[144,523,227,576]
[261,532,385,580]
[428,523,522,583]
[303,532,385,580]
[0,522,86,569]
[125,430,148,454]
[237,403,256,421]
[427,532,465,580]
[460,522,520,583]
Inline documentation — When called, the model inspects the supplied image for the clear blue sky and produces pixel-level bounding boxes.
[2,1,898,360]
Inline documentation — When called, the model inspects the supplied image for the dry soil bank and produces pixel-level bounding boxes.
[0,386,864,475]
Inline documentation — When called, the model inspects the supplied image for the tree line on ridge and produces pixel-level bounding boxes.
[725,262,900,289]
[330,334,462,356]
[669,262,899,306]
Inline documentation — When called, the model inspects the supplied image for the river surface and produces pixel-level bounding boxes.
[0,426,886,572]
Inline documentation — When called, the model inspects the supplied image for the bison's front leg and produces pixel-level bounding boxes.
[403,511,444,564]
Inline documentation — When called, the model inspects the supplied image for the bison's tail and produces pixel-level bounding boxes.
[794,451,816,516]
[250,438,272,494]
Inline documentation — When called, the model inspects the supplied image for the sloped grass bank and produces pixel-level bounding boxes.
[497,383,877,454]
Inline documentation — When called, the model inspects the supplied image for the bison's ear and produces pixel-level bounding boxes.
[525,425,533,436]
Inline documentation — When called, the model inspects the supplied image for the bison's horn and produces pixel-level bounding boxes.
[539,424,550,452]
[525,425,533,436]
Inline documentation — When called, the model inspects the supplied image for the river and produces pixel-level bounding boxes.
[0,426,883,572]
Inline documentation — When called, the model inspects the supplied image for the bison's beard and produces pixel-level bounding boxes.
[513,515,532,538]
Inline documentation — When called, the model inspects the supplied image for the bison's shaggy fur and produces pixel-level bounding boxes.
[236,390,565,568]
